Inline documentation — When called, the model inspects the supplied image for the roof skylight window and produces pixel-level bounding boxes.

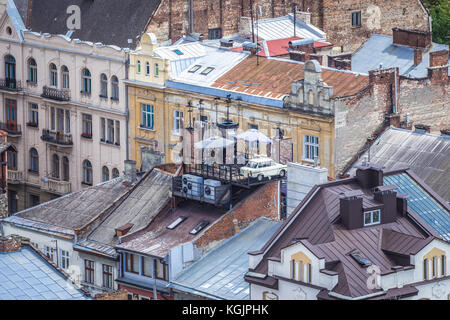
[200,67,215,75]
[349,250,372,267]
[188,65,202,73]
[167,216,187,230]
[189,220,209,235]
[173,49,184,55]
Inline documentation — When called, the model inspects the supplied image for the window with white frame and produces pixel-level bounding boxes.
[60,249,70,269]
[141,104,154,129]
[84,259,95,284]
[303,134,319,161]
[28,103,38,126]
[363,209,380,226]
[43,245,55,262]
[173,110,183,134]
[102,264,113,289]
[50,63,58,87]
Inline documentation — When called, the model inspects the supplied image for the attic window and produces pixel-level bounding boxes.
[189,220,209,235]
[363,209,380,226]
[6,27,12,35]
[200,67,215,75]
[349,250,372,267]
[167,216,187,230]
[188,65,202,73]
[173,49,183,55]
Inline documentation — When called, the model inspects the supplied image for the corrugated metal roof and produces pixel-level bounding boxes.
[352,34,450,78]
[348,127,450,202]
[170,217,281,300]
[0,247,89,300]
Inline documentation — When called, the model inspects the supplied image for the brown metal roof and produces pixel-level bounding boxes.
[211,56,369,99]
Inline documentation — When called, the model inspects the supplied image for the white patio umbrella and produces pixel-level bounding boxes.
[236,129,272,144]
[194,135,235,149]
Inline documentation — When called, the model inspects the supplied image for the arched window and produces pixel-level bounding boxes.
[52,154,60,179]
[28,58,37,83]
[83,160,93,185]
[112,168,119,178]
[50,63,58,87]
[61,65,69,89]
[100,73,108,97]
[154,63,159,77]
[137,60,141,74]
[5,55,16,88]
[29,148,39,173]
[62,156,69,181]
[81,68,91,93]
[111,76,119,100]
[146,62,150,75]
[7,146,17,170]
[102,166,110,182]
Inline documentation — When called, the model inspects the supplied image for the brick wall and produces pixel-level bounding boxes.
[95,289,128,300]
[194,181,279,251]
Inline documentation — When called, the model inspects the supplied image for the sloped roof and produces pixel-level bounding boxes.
[352,34,450,78]
[348,127,450,202]
[15,0,161,48]
[170,217,281,300]
[257,37,332,57]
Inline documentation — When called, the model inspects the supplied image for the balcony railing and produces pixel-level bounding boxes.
[0,78,22,91]
[0,122,22,136]
[41,129,73,146]
[42,86,70,101]
[42,178,72,195]
[7,170,23,183]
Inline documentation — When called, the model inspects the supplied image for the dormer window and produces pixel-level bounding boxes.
[200,67,214,75]
[363,209,380,226]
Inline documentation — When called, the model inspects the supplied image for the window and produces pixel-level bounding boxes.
[141,104,154,129]
[126,253,139,274]
[155,259,168,280]
[28,58,37,83]
[208,28,222,40]
[433,256,437,278]
[44,245,55,262]
[52,154,60,179]
[50,63,58,87]
[303,134,319,161]
[5,55,16,82]
[352,11,361,27]
[56,108,64,131]
[188,65,201,73]
[65,110,70,133]
[102,264,113,289]
[115,121,120,145]
[143,257,152,277]
[189,220,209,235]
[50,107,55,131]
[100,73,108,97]
[173,110,183,134]
[62,156,69,182]
[102,166,110,182]
[249,123,258,130]
[83,160,93,185]
[154,63,159,77]
[423,258,428,280]
[137,60,141,74]
[29,148,39,173]
[172,49,183,55]
[81,68,91,93]
[107,119,114,143]
[82,114,92,138]
[363,209,380,226]
[200,67,214,75]
[30,194,40,206]
[306,263,312,283]
[28,103,39,127]
[146,62,150,75]
[442,255,446,277]
[61,65,69,89]
[84,259,95,284]
[111,76,119,100]
[349,250,372,267]
[60,250,70,269]
[100,118,106,141]
[290,260,296,279]
[112,168,120,178]
[7,148,17,170]
[167,216,187,230]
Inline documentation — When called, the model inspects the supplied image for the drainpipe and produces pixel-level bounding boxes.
[393,68,398,114]
[125,58,130,160]
[153,258,158,300]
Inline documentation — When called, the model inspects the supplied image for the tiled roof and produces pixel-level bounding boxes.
[212,56,370,100]
[0,247,89,300]
[170,217,281,300]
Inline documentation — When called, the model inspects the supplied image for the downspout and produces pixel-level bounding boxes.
[393,68,398,114]
[153,258,158,300]
[125,58,130,160]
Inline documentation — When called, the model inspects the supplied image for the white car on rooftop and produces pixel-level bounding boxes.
[240,156,287,181]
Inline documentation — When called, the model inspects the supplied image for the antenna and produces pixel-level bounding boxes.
[293,3,297,38]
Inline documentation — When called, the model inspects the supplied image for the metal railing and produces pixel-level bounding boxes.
[0,78,22,91]
[41,129,73,146]
[42,86,70,101]
[0,122,22,135]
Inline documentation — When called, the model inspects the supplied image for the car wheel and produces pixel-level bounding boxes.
[257,174,264,181]
[279,169,286,178]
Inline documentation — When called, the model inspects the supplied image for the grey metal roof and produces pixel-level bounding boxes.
[348,127,450,202]
[0,247,89,300]
[352,34,449,78]
[170,217,281,300]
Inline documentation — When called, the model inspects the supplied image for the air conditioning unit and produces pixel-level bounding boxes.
[182,174,203,197]
[203,179,221,200]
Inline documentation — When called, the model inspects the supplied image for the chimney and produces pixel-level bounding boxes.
[414,124,431,133]
[440,129,450,137]
[0,235,22,253]
[340,190,364,230]
[141,148,164,172]
[289,39,315,54]
[286,162,328,217]
[115,223,134,237]
[373,185,397,224]
[355,164,384,189]
[413,48,422,66]
[220,38,234,48]
[124,160,137,183]
[396,193,408,217]
[429,50,449,68]
[392,28,431,48]
[242,42,259,55]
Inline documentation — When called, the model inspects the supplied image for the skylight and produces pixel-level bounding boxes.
[349,250,372,267]
[173,49,183,55]
[188,65,202,73]
[200,67,215,75]
[189,220,209,235]
[167,216,187,230]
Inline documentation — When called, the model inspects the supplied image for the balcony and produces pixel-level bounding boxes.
[41,86,70,101]
[0,122,22,136]
[42,178,72,195]
[0,78,22,91]
[7,170,23,184]
[41,129,73,147]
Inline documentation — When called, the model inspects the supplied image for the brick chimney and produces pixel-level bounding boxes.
[289,39,315,54]
[413,48,422,66]
[0,235,22,253]
[392,28,431,48]
[429,50,449,67]
[220,38,234,48]
[355,164,384,189]
[242,42,259,55]
[340,190,364,230]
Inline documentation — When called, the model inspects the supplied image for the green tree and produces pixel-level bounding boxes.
[423,0,450,44]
